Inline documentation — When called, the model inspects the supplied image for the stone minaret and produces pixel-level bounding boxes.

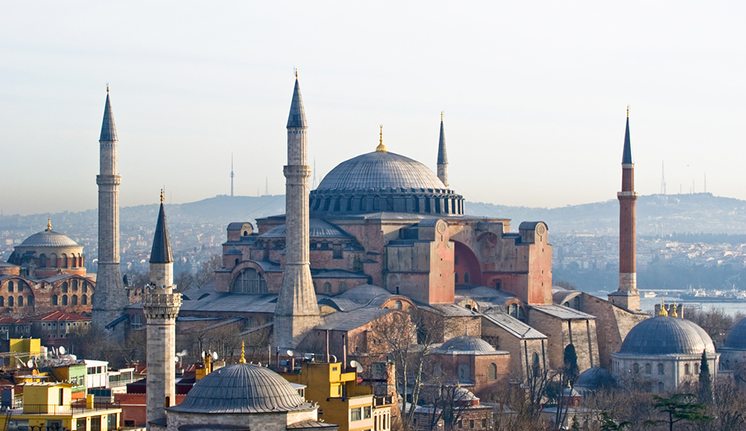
[143,191,182,425]
[437,112,448,187]
[273,74,320,350]
[93,87,129,329]
[609,107,640,311]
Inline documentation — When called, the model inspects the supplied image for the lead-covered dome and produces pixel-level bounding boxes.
[619,317,715,356]
[724,317,746,349]
[169,364,311,414]
[435,336,498,355]
[20,230,80,248]
[311,150,464,216]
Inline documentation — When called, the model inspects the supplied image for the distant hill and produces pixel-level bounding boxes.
[2,193,745,237]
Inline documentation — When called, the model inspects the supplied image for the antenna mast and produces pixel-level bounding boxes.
[230,153,235,197]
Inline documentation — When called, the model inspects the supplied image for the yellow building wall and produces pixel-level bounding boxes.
[9,338,41,368]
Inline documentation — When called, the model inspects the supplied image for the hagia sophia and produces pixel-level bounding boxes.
[4,75,743,429]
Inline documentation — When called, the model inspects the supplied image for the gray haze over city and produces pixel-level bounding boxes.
[2,1,745,215]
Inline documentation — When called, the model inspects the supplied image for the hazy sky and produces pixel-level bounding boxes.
[2,1,745,215]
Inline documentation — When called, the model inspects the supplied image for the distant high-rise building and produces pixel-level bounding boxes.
[609,106,640,311]
[93,87,129,330]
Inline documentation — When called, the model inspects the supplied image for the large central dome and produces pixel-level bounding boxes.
[311,150,464,216]
[317,151,447,191]
[619,316,715,356]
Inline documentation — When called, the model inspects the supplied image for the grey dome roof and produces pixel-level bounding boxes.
[724,317,746,349]
[260,219,350,239]
[317,151,446,192]
[169,364,310,414]
[619,317,715,356]
[435,336,498,355]
[19,230,80,248]
[576,367,614,389]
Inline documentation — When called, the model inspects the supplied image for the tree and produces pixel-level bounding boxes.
[648,393,710,431]
[552,344,580,430]
[698,350,713,404]
[599,412,630,431]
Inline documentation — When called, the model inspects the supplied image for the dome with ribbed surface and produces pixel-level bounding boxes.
[317,151,446,192]
[310,151,464,216]
[20,230,80,248]
[435,336,498,355]
[724,317,746,349]
[169,364,310,414]
[619,317,715,355]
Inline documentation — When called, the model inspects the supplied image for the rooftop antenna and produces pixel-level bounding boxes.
[704,173,707,193]
[265,176,269,196]
[230,153,235,197]
[660,161,667,195]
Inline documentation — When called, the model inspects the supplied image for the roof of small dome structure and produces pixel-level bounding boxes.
[336,284,391,302]
[724,317,746,349]
[19,230,81,248]
[169,364,311,414]
[316,151,446,192]
[259,219,351,239]
[576,367,614,389]
[434,336,498,355]
[619,316,715,356]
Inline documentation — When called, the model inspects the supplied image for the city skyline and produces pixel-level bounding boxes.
[2,1,745,214]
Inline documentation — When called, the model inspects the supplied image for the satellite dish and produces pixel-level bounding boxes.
[178,350,188,357]
[58,346,66,355]
[211,352,219,360]
[286,350,294,357]
[26,359,34,369]
[174,357,180,363]
[201,351,206,359]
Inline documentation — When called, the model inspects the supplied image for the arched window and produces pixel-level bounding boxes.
[658,363,664,375]
[61,282,69,293]
[62,295,68,306]
[8,281,13,293]
[457,363,471,383]
[62,254,68,268]
[8,297,13,307]
[28,296,34,306]
[82,283,88,294]
[230,268,267,294]
[72,296,78,305]
[52,295,58,305]
[39,254,47,267]
[323,282,332,294]
[17,296,23,307]
[71,255,77,267]
[684,364,690,375]
[0,297,4,306]
[489,363,498,380]
[658,382,664,393]
[395,300,403,310]
[633,363,640,374]
[82,295,87,305]
[645,363,652,374]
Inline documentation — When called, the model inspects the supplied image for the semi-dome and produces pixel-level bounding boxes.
[311,150,464,216]
[619,317,715,356]
[724,317,746,349]
[19,229,80,248]
[169,364,310,414]
[435,336,498,355]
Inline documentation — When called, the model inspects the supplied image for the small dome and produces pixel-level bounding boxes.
[619,317,715,356]
[317,151,446,192]
[260,219,350,239]
[435,336,498,355]
[19,230,80,248]
[576,367,614,389]
[169,364,310,414]
[724,317,746,349]
[336,284,391,302]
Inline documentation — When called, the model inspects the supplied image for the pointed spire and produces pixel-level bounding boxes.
[149,190,173,264]
[46,218,52,232]
[100,86,118,142]
[622,105,632,164]
[376,125,387,152]
[239,340,246,364]
[437,111,448,165]
[286,72,307,129]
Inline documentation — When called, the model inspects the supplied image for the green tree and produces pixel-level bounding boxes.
[599,412,630,431]
[648,393,710,431]
[698,350,713,404]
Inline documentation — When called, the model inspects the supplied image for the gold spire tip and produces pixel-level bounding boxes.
[671,303,678,318]
[626,105,630,118]
[658,301,668,317]
[47,218,52,231]
[376,124,387,152]
[160,189,165,204]
[239,340,246,364]
[441,111,444,122]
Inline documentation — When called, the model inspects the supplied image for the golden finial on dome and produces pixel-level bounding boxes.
[671,303,678,318]
[46,218,52,231]
[376,124,387,152]
[239,340,246,364]
[658,301,668,317]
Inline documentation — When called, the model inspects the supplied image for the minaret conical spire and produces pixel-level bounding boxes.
[286,72,307,129]
[149,190,173,264]
[437,111,449,187]
[100,86,118,142]
[622,106,632,165]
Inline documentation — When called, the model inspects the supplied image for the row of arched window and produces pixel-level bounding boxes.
[51,294,88,306]
[4,280,28,293]
[61,280,90,294]
[0,296,34,307]
[37,253,84,268]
